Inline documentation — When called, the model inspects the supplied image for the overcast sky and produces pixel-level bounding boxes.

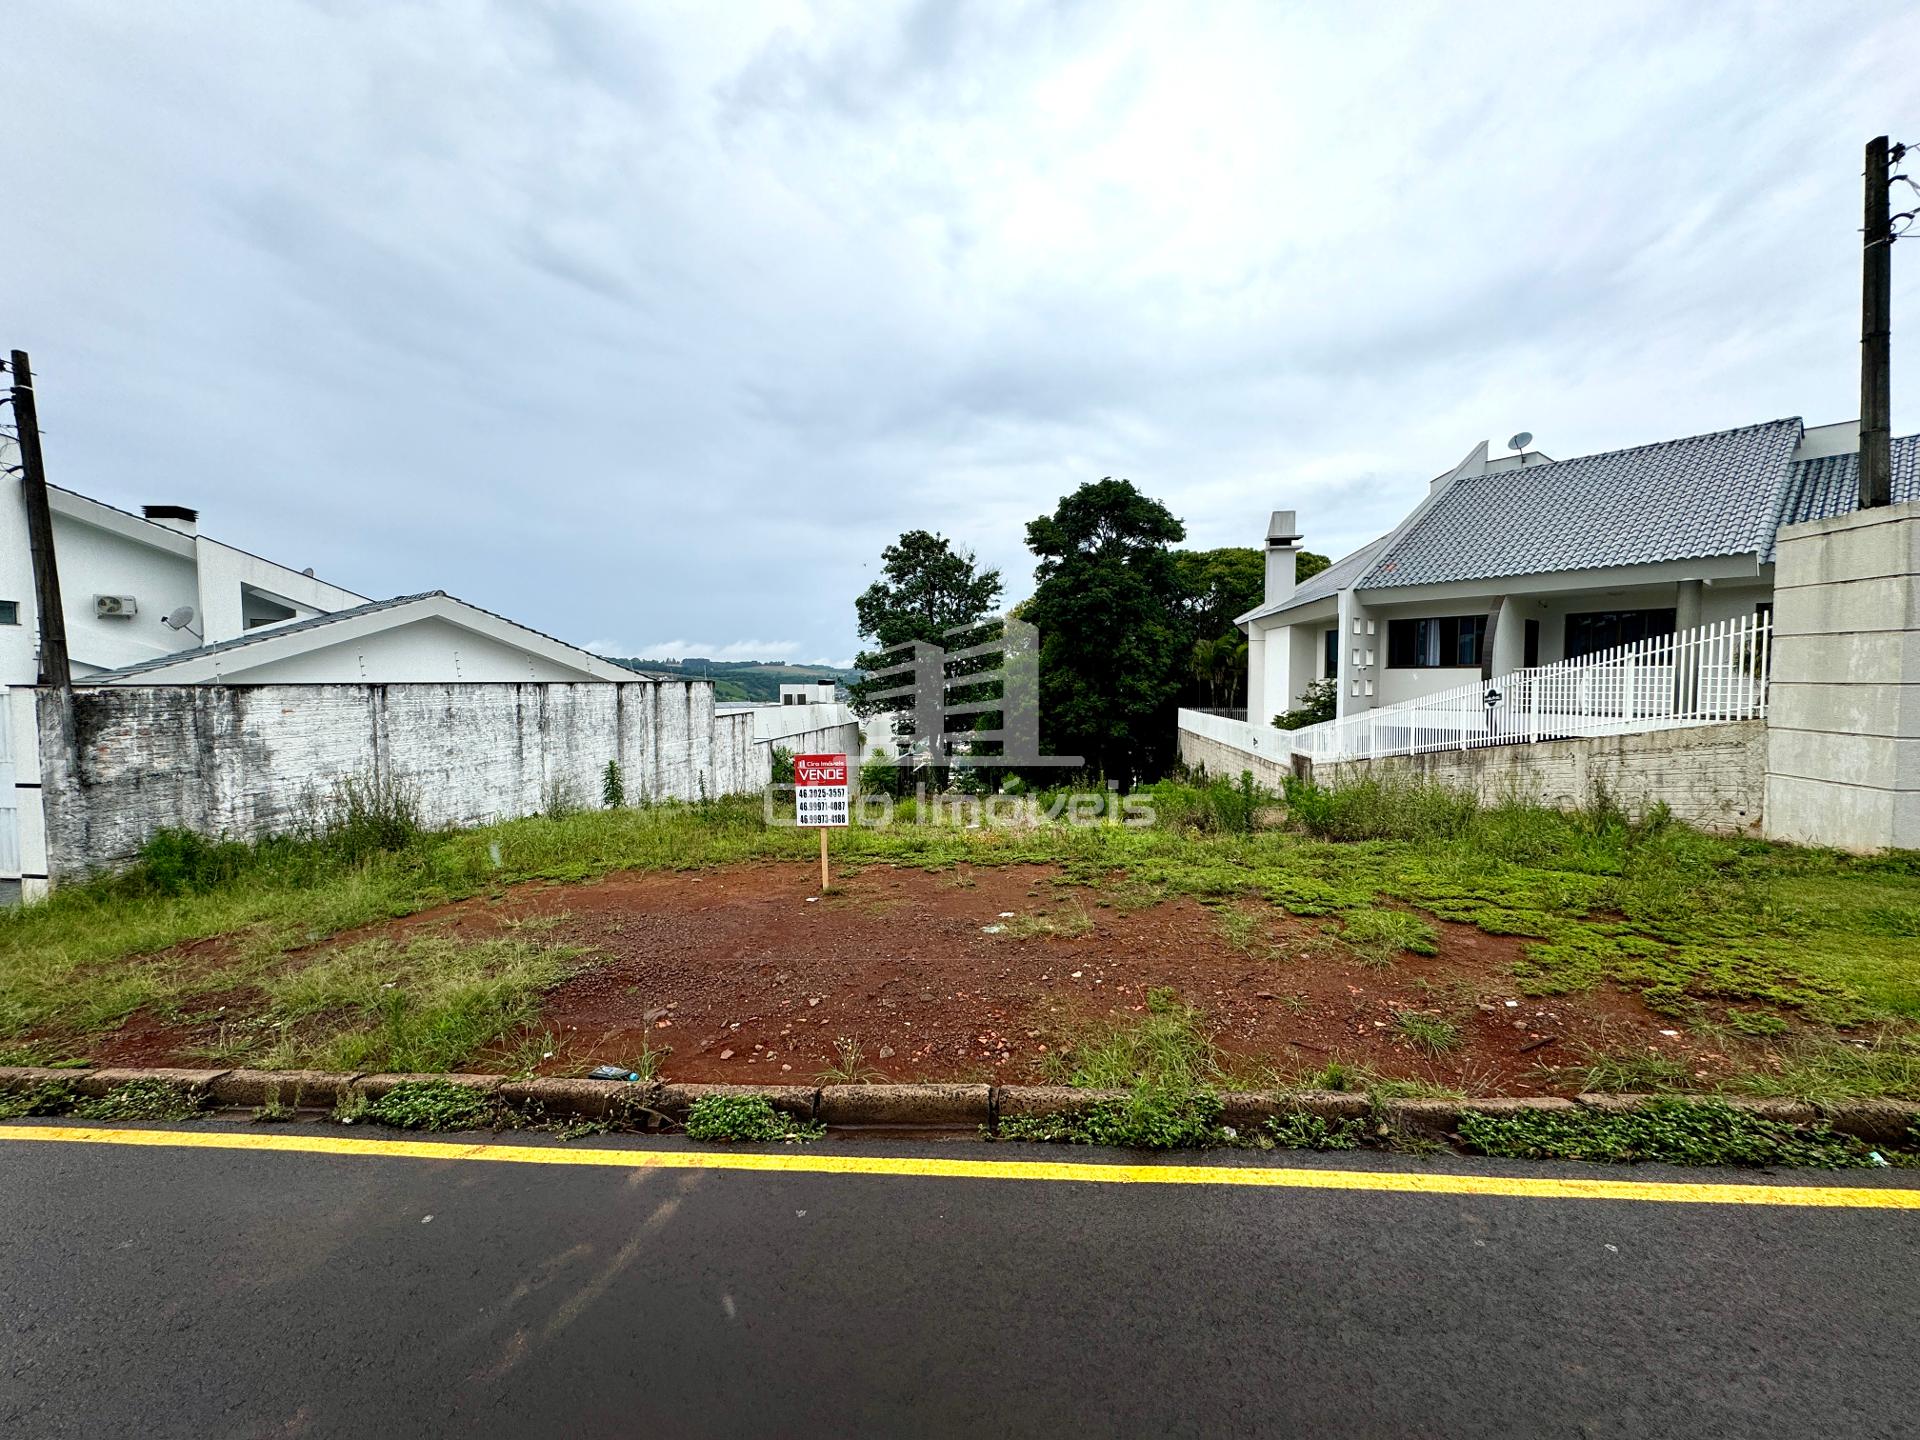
[7,2,1917,665]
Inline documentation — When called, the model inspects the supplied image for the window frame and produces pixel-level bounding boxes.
[1385,615,1486,669]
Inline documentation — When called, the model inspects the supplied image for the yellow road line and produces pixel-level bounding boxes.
[3,1123,1918,1209]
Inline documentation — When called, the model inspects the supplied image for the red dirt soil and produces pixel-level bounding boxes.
[76,862,1784,1092]
[290,860,1763,1096]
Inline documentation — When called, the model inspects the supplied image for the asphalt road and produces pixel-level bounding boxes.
[2,1121,1917,1439]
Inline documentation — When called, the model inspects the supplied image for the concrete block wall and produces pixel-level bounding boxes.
[1766,500,1920,852]
[34,680,772,882]
[1176,726,1295,793]
[1314,721,1767,835]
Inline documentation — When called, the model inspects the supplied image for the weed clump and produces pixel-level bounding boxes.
[997,1088,1228,1149]
[684,1094,823,1142]
[72,1079,205,1122]
[0,1080,79,1119]
[1266,1112,1366,1150]
[351,1079,502,1131]
[1457,1099,1878,1168]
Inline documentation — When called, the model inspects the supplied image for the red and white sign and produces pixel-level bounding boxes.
[793,753,849,827]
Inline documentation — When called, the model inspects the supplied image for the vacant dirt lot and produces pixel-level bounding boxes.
[155,858,1776,1095]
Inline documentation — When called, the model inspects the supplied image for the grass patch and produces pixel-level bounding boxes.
[1457,1098,1884,1168]
[1003,988,1234,1148]
[1392,1009,1463,1057]
[683,1094,823,1142]
[7,780,1920,1090]
[1041,987,1220,1091]
[1336,907,1439,964]
[254,935,583,1073]
[1001,903,1095,940]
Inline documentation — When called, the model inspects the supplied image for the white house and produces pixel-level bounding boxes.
[1238,418,1920,725]
[1,470,633,686]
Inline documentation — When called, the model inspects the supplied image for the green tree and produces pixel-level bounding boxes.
[1169,546,1327,705]
[1024,478,1190,783]
[849,531,1003,732]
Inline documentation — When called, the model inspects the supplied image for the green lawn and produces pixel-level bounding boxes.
[3,779,1917,1091]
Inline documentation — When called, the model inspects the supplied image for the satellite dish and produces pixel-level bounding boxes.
[1508,432,1533,453]
[162,605,198,631]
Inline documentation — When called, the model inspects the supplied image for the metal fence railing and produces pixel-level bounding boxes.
[1178,613,1772,770]
[1282,613,1772,765]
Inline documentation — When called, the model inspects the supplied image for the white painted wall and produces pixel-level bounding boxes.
[0,461,371,686]
[202,616,610,684]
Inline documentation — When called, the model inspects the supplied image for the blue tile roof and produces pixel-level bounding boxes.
[1773,434,1920,554]
[1359,419,1805,589]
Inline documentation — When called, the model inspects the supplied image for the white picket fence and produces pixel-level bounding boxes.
[1281,613,1772,765]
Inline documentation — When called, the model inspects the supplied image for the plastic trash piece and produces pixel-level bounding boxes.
[1868,1151,1891,1168]
[588,1065,639,1082]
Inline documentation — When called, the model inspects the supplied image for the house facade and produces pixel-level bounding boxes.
[1238,419,1919,726]
[1,463,633,686]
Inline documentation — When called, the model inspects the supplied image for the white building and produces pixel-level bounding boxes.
[779,681,838,706]
[1,471,633,686]
[1239,418,1919,725]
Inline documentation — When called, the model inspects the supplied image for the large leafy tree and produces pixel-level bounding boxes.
[849,531,1003,739]
[1170,545,1329,705]
[1024,478,1190,783]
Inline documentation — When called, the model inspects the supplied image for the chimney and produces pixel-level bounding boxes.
[143,504,199,537]
[1264,510,1302,607]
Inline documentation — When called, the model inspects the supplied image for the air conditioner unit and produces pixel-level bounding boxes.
[95,594,138,618]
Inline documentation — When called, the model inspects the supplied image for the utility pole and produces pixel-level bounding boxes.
[1860,136,1896,509]
[7,350,72,687]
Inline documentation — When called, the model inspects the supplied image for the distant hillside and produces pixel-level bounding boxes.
[608,657,858,703]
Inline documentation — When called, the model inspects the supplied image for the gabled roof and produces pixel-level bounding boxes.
[1358,418,1804,589]
[1774,434,1920,553]
[1236,535,1391,626]
[84,591,652,684]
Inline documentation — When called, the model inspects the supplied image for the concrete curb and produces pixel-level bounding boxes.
[1,1067,1915,1144]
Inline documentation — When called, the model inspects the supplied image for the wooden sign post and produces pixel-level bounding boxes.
[793,752,849,891]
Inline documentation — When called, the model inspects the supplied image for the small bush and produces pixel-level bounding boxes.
[770,746,796,787]
[323,772,424,862]
[859,751,907,798]
[1273,678,1337,731]
[602,760,625,809]
[684,1093,822,1142]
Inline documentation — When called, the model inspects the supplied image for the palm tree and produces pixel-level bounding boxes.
[1190,636,1223,706]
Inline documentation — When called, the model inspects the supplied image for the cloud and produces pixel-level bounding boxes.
[6,0,1918,662]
